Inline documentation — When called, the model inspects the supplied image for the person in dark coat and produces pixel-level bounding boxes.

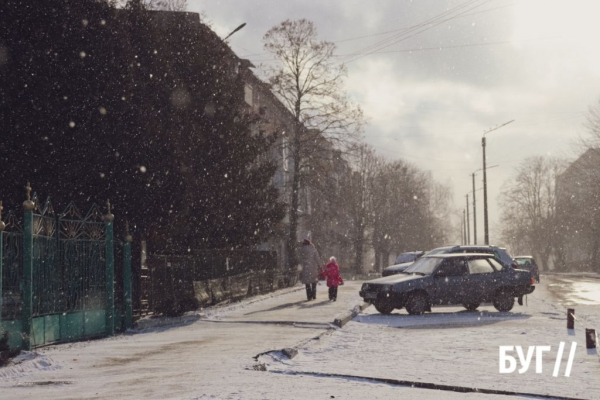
[324,256,344,301]
[299,238,322,300]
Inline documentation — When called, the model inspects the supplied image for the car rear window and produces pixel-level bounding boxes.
[468,259,495,274]
[496,249,515,266]
[395,253,417,264]
[487,258,504,271]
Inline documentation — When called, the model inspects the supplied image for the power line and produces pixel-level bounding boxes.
[371,144,479,164]
[335,0,484,64]
[339,0,495,65]
[238,1,515,60]
[335,2,515,45]
[245,35,560,62]
[246,1,504,64]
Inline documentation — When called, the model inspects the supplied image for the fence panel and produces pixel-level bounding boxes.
[145,249,282,315]
[1,212,22,320]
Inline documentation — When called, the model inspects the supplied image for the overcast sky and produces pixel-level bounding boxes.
[187,0,600,245]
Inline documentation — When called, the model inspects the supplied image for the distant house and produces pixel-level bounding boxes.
[555,148,600,271]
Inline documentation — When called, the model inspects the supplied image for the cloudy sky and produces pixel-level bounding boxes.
[187,0,600,245]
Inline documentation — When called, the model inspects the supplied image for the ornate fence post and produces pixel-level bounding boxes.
[22,183,35,350]
[0,201,4,322]
[104,200,115,336]
[124,221,133,330]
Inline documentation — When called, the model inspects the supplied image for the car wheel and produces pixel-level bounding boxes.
[493,290,515,312]
[463,302,480,311]
[374,300,394,315]
[406,292,428,315]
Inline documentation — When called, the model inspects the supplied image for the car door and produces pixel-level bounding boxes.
[431,259,469,305]
[466,257,497,303]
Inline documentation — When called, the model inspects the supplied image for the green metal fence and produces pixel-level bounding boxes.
[0,185,133,350]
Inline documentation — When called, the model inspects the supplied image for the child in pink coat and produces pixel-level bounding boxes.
[325,256,344,301]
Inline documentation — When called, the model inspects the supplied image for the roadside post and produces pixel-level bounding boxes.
[567,308,575,330]
[22,183,35,350]
[0,201,4,323]
[586,328,597,350]
[105,200,115,336]
[124,221,133,330]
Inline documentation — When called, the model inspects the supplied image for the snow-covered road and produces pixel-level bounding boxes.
[260,276,600,400]
[1,277,599,399]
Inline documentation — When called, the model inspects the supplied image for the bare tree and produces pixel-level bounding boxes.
[369,162,449,271]
[342,144,380,273]
[421,174,453,248]
[499,156,564,270]
[262,19,363,271]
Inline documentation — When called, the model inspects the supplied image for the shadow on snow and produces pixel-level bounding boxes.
[355,308,531,329]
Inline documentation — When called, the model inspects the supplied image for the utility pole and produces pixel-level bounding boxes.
[482,120,514,245]
[466,194,470,245]
[463,209,467,245]
[472,172,477,245]
[482,135,488,245]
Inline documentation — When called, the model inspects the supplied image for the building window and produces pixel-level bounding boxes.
[244,84,253,106]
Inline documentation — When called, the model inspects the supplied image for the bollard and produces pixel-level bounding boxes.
[586,328,597,350]
[567,308,575,330]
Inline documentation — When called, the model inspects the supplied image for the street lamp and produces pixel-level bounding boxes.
[223,23,247,41]
[471,164,498,245]
[481,120,513,245]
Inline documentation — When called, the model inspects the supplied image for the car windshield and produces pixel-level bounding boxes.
[425,248,450,256]
[404,257,443,275]
[395,253,418,264]
[515,259,531,265]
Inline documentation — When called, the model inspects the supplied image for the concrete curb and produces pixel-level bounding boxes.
[254,328,335,361]
[333,302,371,328]
[134,285,304,331]
[545,272,600,280]
[254,302,370,364]
[134,314,201,331]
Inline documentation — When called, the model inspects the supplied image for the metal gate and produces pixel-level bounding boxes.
[0,185,133,350]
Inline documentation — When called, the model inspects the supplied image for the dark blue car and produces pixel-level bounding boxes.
[360,253,535,315]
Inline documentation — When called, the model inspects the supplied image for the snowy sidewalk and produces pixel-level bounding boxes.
[202,280,363,325]
[0,281,370,399]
